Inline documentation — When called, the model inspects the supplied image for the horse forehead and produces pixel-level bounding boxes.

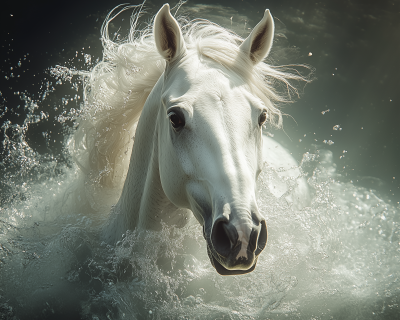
[162,64,232,105]
[189,69,254,110]
[191,67,238,93]
[189,71,256,141]
[164,60,262,117]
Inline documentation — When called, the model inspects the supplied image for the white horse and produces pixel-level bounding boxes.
[75,3,309,275]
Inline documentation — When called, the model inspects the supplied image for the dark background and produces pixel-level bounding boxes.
[1,0,399,202]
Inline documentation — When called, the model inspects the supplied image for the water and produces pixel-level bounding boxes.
[1,1,399,319]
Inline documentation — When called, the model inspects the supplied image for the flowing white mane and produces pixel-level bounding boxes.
[73,4,308,187]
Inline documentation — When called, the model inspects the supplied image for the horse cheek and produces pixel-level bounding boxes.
[159,138,189,209]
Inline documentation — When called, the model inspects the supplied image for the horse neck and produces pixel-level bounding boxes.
[104,78,173,242]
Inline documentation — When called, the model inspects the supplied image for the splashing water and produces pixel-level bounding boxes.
[1,141,399,320]
[1,10,400,320]
[1,83,400,319]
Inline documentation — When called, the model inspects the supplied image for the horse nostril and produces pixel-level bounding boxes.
[211,219,237,258]
[254,220,268,255]
[249,228,259,253]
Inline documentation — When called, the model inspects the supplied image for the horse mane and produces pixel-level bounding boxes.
[72,4,309,188]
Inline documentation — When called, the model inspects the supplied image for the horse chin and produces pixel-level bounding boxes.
[207,246,257,276]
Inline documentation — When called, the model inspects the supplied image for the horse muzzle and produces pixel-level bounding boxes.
[205,217,268,275]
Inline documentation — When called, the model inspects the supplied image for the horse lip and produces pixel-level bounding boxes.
[207,245,257,275]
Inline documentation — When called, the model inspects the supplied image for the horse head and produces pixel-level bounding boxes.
[153,4,274,275]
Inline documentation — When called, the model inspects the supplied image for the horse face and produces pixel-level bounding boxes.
[157,58,267,275]
[155,4,274,275]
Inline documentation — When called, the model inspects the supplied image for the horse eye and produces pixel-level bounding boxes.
[259,111,267,126]
[168,111,185,130]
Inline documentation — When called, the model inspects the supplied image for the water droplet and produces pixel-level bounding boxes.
[333,124,342,131]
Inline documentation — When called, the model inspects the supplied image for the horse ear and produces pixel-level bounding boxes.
[154,3,186,62]
[240,9,274,65]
